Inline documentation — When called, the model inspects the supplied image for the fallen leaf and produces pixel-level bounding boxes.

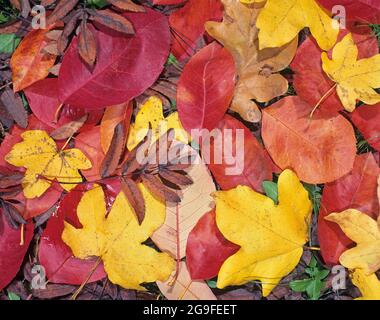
[5,130,92,198]
[0,88,28,128]
[157,261,217,300]
[291,28,379,114]
[262,96,356,184]
[11,27,57,91]
[351,104,380,151]
[318,153,380,265]
[205,114,273,193]
[47,0,79,25]
[177,42,236,133]
[351,269,380,300]
[322,33,380,112]
[39,185,106,285]
[62,185,175,290]
[50,114,88,140]
[58,9,170,108]
[205,0,297,122]
[88,9,135,35]
[78,22,97,68]
[186,210,239,280]
[326,209,380,274]
[317,0,380,24]
[169,0,223,60]
[127,96,188,151]
[214,169,312,296]
[100,102,132,153]
[107,0,146,11]
[153,0,185,4]
[0,212,33,290]
[151,144,216,259]
[243,0,339,50]
[24,78,104,130]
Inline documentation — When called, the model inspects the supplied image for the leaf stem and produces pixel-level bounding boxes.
[309,83,337,119]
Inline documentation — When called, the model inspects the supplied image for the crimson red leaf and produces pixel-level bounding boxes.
[58,9,170,108]
[169,0,223,60]
[186,210,239,280]
[24,78,103,130]
[177,42,235,133]
[39,185,106,285]
[351,103,380,152]
[318,153,380,265]
[0,212,33,290]
[291,28,378,113]
[205,115,273,193]
[317,0,380,24]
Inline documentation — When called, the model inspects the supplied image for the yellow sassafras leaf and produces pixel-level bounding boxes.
[127,96,189,150]
[5,130,91,199]
[325,209,380,274]
[322,33,380,112]
[62,185,175,290]
[214,169,312,296]
[242,0,339,51]
[351,269,380,300]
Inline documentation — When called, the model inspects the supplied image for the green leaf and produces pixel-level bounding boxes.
[262,181,278,204]
[86,0,109,8]
[7,292,21,300]
[166,53,179,67]
[0,34,20,54]
[207,280,217,288]
[289,279,312,292]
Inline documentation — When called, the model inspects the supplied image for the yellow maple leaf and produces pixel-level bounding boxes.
[214,169,312,296]
[127,96,189,151]
[322,33,380,112]
[325,209,380,274]
[242,0,339,51]
[351,269,380,300]
[5,130,91,199]
[62,185,175,290]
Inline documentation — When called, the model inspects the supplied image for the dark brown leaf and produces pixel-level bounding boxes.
[0,172,24,188]
[50,114,88,140]
[0,88,28,128]
[34,204,58,227]
[141,173,180,203]
[78,22,97,67]
[88,9,134,35]
[158,168,193,187]
[100,122,126,178]
[107,0,146,12]
[47,0,80,25]
[42,42,60,55]
[57,10,82,53]
[1,201,26,228]
[32,284,76,299]
[121,177,145,224]
[45,29,63,41]
[20,0,31,18]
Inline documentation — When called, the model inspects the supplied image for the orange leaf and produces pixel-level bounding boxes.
[11,27,57,92]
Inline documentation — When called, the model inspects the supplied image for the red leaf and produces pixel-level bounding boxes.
[75,126,105,181]
[177,42,235,133]
[169,0,223,60]
[186,210,239,280]
[24,78,103,130]
[317,0,380,24]
[205,115,273,193]
[0,212,33,290]
[291,28,378,113]
[318,153,380,265]
[58,9,170,108]
[39,185,106,285]
[351,103,380,152]
[262,96,357,184]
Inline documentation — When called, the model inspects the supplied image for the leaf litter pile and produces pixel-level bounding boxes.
[0,0,380,301]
